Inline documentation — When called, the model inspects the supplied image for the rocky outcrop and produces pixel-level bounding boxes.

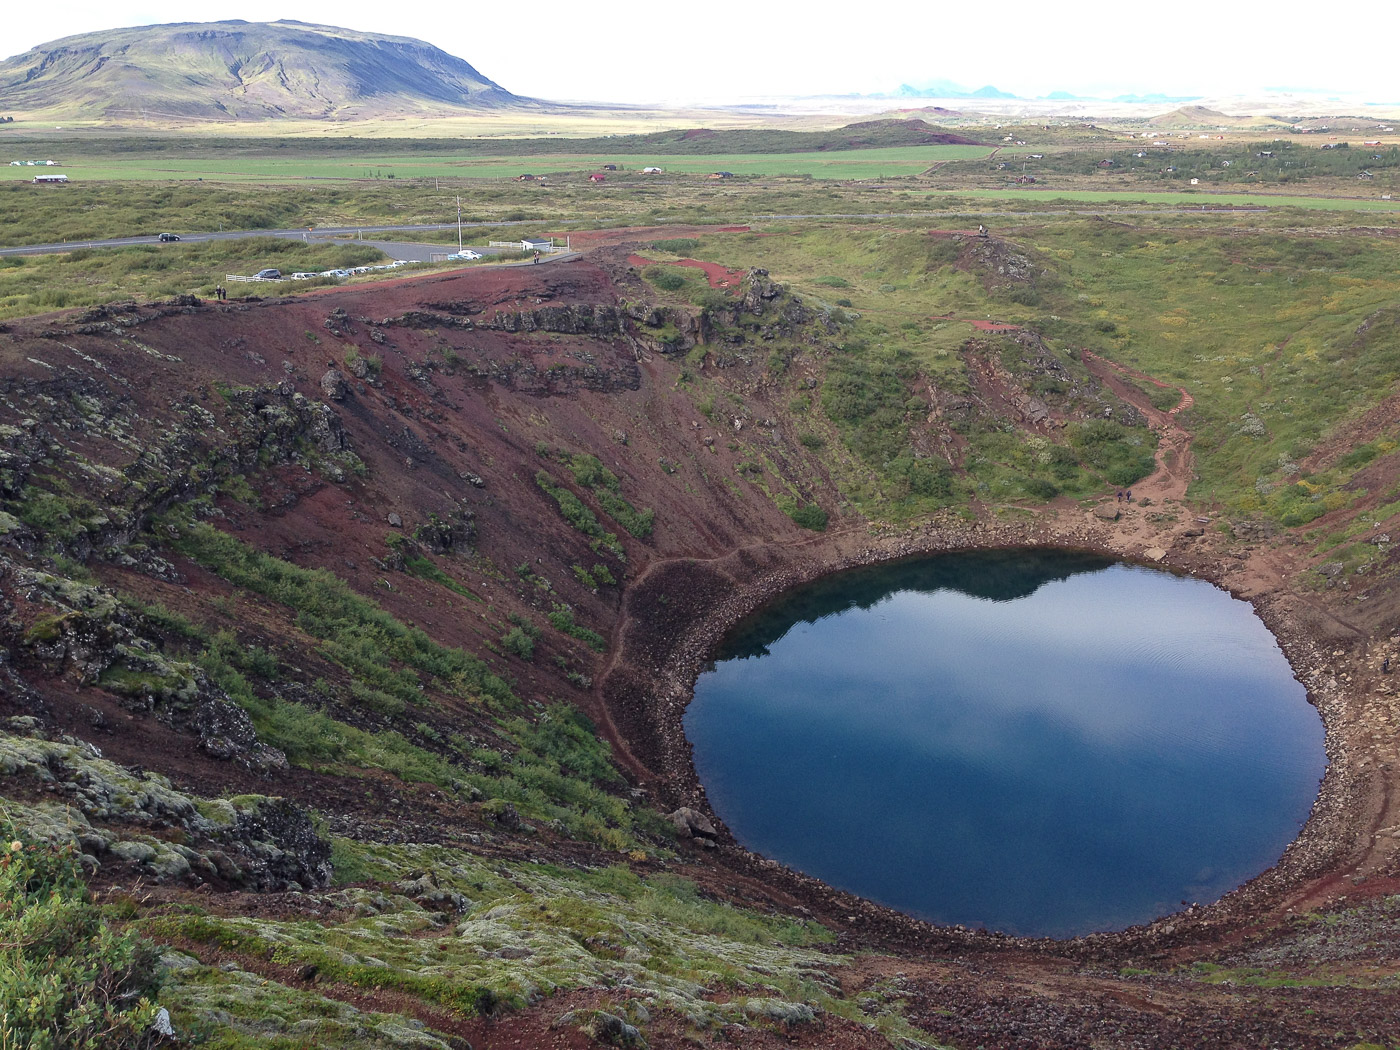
[193,695,289,773]
[12,569,287,773]
[413,507,476,553]
[958,235,1041,289]
[319,367,350,401]
[667,806,718,847]
[483,303,626,336]
[0,720,325,889]
[377,310,474,331]
[740,268,786,315]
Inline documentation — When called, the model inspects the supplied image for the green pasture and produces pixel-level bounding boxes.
[923,187,1400,213]
[665,218,1400,521]
[0,144,992,183]
[1021,223,1400,517]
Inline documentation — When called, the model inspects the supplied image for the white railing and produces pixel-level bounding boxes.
[488,241,569,252]
[226,274,283,283]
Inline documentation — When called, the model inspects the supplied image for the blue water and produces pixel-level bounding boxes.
[685,550,1326,938]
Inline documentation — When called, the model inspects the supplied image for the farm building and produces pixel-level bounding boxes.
[602,164,619,171]
[516,174,537,181]
[708,171,734,179]
[588,173,606,182]
[32,173,69,183]
[520,238,553,252]
[641,167,663,174]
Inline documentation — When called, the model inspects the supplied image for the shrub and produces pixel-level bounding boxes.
[547,604,607,652]
[0,831,164,1049]
[651,238,700,253]
[644,266,687,292]
[788,504,829,531]
[501,626,536,660]
[888,455,954,500]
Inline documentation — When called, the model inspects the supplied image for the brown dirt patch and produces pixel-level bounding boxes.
[627,254,747,291]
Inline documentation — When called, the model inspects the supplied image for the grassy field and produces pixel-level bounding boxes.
[0,144,994,182]
[653,214,1400,524]
[0,238,409,318]
[922,187,1400,213]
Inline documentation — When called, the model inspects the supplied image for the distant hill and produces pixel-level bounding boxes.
[0,20,529,122]
[571,119,982,154]
[1144,105,1275,129]
[893,81,1016,101]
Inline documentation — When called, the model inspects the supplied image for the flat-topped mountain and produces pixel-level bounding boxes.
[0,19,529,122]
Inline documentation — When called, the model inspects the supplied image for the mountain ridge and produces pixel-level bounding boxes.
[0,19,532,122]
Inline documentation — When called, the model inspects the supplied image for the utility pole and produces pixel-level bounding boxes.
[456,196,463,252]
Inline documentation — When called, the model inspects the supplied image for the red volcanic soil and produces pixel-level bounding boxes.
[1082,349,1193,415]
[628,254,747,292]
[932,313,1021,331]
[6,242,1400,1049]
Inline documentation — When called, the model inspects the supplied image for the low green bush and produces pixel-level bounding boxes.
[547,605,607,652]
[644,266,688,292]
[0,830,164,1049]
[501,626,537,660]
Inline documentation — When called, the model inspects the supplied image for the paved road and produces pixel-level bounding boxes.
[0,220,547,258]
[339,238,479,263]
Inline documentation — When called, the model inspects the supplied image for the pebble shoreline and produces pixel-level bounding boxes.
[600,510,1375,959]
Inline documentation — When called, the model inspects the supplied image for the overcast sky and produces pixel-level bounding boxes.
[2,1,1387,105]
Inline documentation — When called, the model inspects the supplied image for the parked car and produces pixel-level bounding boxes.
[319,269,351,279]
[253,269,282,280]
[447,250,482,261]
[157,233,180,242]
[289,272,319,280]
